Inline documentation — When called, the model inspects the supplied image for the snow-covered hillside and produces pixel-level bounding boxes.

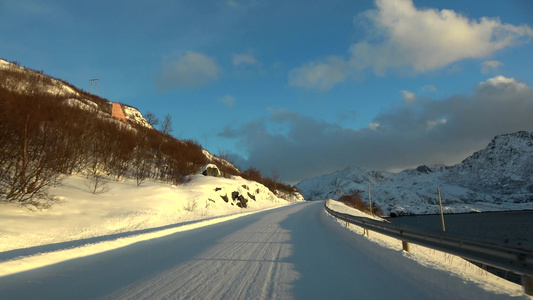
[122,104,153,128]
[0,173,295,257]
[0,58,252,170]
[0,58,152,129]
[0,59,79,97]
[297,131,533,216]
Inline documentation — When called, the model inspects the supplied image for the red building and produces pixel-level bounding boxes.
[111,103,128,123]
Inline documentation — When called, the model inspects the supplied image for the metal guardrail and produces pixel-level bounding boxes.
[324,202,533,294]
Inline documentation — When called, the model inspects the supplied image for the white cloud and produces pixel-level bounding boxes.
[426,118,447,132]
[219,95,236,107]
[481,60,503,74]
[232,53,260,67]
[9,2,56,16]
[369,122,380,130]
[352,0,533,73]
[288,0,533,90]
[288,56,348,90]
[157,51,220,90]
[422,85,437,92]
[226,0,240,8]
[402,90,416,103]
[480,75,528,90]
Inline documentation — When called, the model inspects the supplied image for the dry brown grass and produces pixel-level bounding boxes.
[339,191,384,216]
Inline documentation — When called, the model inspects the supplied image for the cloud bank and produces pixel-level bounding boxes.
[221,76,533,182]
[289,0,533,90]
[157,51,220,90]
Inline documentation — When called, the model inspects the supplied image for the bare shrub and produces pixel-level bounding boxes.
[339,191,368,211]
[339,190,384,216]
[159,138,207,185]
[241,167,262,182]
[239,167,298,197]
[183,199,198,212]
[84,171,111,195]
[371,205,384,217]
[133,144,151,186]
[0,89,70,206]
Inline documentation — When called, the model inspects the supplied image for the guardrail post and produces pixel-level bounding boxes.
[523,275,533,295]
[402,241,410,252]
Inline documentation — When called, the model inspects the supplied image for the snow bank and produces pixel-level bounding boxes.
[324,200,527,298]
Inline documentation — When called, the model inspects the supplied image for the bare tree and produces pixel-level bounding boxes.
[144,111,159,128]
[132,135,151,186]
[0,92,67,207]
[160,114,173,136]
[271,169,279,190]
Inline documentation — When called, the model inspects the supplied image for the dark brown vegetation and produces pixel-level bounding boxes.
[241,167,298,196]
[338,191,384,216]
[0,60,298,208]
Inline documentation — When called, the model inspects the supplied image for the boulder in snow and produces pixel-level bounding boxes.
[202,164,221,177]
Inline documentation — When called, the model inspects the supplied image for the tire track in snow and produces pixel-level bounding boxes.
[104,204,302,299]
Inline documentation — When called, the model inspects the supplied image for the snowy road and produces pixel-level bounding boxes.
[0,201,521,299]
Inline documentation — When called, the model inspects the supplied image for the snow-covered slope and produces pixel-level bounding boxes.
[0,58,79,97]
[444,131,533,196]
[122,104,153,128]
[297,131,533,216]
[0,58,153,129]
[0,173,294,255]
[0,59,248,167]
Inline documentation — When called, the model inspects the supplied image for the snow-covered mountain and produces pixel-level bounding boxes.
[297,131,533,216]
[444,131,533,196]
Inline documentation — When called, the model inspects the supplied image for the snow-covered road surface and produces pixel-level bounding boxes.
[0,201,524,299]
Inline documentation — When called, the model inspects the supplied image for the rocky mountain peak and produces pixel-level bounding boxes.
[297,131,533,215]
[445,131,533,195]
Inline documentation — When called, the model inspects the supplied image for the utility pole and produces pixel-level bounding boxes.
[368,185,373,217]
[89,78,98,95]
[438,188,446,232]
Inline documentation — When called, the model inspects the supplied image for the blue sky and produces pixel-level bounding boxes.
[1,0,532,183]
